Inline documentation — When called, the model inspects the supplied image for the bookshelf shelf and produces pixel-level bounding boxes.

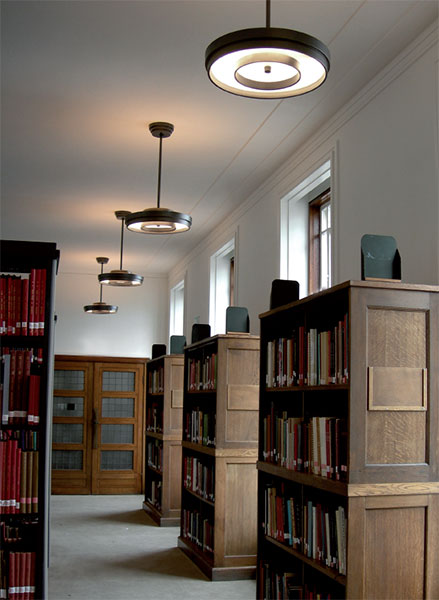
[257,280,439,599]
[178,333,260,581]
[1,239,59,600]
[143,353,184,527]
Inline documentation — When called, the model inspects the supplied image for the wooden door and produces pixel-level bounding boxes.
[51,357,145,494]
[51,360,93,494]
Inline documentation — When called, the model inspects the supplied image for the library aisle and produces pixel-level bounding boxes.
[49,495,256,600]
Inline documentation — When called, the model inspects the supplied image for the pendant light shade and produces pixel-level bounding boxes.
[125,123,192,234]
[99,211,144,286]
[84,257,118,314]
[205,0,330,99]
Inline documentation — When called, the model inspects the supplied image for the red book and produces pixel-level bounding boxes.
[38,269,46,336]
[23,552,30,600]
[19,552,26,600]
[10,439,18,515]
[14,278,22,336]
[15,446,22,515]
[21,278,29,336]
[0,274,6,335]
[7,276,14,335]
[8,552,17,599]
[0,440,4,514]
[28,269,37,336]
[29,553,36,600]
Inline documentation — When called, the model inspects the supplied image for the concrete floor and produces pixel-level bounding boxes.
[48,495,257,600]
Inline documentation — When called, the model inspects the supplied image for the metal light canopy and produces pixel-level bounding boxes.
[99,211,144,286]
[205,0,330,99]
[125,123,192,234]
[84,257,118,314]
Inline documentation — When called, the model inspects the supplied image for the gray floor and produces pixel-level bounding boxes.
[48,495,257,600]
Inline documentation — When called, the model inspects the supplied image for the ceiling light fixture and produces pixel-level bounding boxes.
[99,211,144,286]
[205,0,330,99]
[84,257,118,314]
[125,122,192,234]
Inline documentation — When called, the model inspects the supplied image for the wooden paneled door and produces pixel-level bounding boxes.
[51,356,146,494]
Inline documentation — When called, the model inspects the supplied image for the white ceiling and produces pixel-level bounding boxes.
[2,0,438,277]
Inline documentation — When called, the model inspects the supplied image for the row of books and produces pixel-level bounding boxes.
[146,439,163,473]
[258,563,302,600]
[146,479,162,512]
[262,411,348,481]
[0,551,36,600]
[148,367,164,394]
[145,402,163,434]
[181,508,214,555]
[187,354,217,391]
[262,485,347,575]
[0,270,47,337]
[1,351,42,426]
[265,316,348,388]
[0,436,39,514]
[183,409,216,447]
[1,519,38,545]
[258,562,336,600]
[183,454,215,503]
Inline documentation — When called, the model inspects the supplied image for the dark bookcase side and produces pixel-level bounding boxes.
[143,353,184,526]
[1,240,59,600]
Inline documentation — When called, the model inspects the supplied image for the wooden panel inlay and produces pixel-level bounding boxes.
[368,367,427,411]
[366,412,426,464]
[365,505,425,599]
[171,389,183,408]
[224,462,257,557]
[227,385,259,411]
[226,348,259,386]
[367,308,427,368]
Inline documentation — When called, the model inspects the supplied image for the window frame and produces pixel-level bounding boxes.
[308,189,331,294]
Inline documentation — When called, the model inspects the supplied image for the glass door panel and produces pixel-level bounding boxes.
[92,363,144,494]
[51,362,93,494]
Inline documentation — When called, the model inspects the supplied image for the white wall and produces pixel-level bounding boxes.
[54,271,168,358]
[168,22,439,338]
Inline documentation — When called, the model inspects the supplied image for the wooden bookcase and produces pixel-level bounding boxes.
[256,280,439,599]
[143,353,184,526]
[177,333,260,581]
[1,240,59,600]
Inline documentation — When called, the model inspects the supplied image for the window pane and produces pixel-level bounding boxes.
[52,424,83,444]
[100,450,133,470]
[321,231,329,290]
[101,424,134,444]
[54,370,84,391]
[52,450,83,470]
[101,397,134,418]
[53,396,84,417]
[102,371,135,392]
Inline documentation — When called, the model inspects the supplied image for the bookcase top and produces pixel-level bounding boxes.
[259,279,439,319]
[185,332,260,351]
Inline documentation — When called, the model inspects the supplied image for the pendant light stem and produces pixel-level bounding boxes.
[157,134,163,209]
[266,0,271,28]
[99,264,104,302]
[119,216,125,270]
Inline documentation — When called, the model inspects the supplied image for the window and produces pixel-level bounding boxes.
[280,160,331,297]
[309,190,331,294]
[169,279,184,337]
[209,238,235,335]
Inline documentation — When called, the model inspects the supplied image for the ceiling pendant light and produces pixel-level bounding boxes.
[84,257,118,314]
[205,0,330,99]
[125,122,192,234]
[99,211,144,286]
